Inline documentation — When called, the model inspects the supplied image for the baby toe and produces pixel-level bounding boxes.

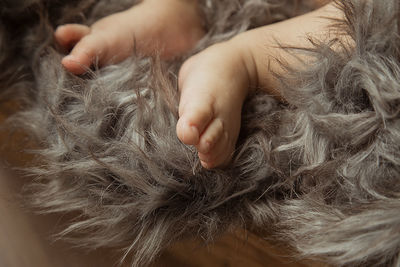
[55,24,91,49]
[61,34,105,74]
[199,131,233,169]
[197,118,224,154]
[176,100,214,146]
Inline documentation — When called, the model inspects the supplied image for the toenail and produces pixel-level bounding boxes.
[201,161,211,169]
[203,141,211,153]
[56,25,68,33]
[63,55,76,62]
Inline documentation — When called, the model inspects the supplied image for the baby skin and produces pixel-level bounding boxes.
[56,0,339,169]
[55,0,205,74]
[177,2,340,168]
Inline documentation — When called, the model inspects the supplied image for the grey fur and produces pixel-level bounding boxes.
[1,0,399,266]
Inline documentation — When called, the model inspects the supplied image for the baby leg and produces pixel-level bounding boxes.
[55,0,204,74]
[176,1,345,169]
[177,41,253,169]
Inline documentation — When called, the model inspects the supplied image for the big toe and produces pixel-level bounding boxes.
[61,53,92,75]
[176,101,214,146]
[62,33,105,75]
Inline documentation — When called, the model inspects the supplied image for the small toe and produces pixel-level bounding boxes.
[176,100,214,145]
[176,119,200,145]
[61,55,90,74]
[55,24,91,49]
[198,131,233,168]
[61,33,105,74]
[197,118,224,154]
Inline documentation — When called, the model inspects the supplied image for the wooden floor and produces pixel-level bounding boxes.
[0,102,326,267]
[153,232,322,267]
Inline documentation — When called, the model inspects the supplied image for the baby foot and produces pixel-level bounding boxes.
[55,0,205,74]
[176,41,252,169]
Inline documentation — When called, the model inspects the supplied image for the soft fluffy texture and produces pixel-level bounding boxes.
[1,0,400,266]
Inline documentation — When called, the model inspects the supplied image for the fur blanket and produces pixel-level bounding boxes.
[1,0,400,266]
